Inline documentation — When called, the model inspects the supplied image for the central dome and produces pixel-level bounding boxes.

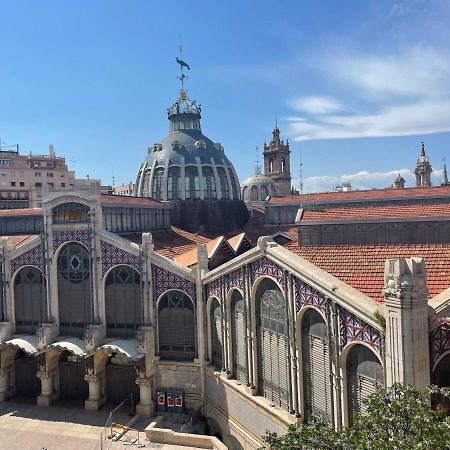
[135,89,240,202]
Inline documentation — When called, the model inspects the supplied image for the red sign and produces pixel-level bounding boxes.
[158,395,165,405]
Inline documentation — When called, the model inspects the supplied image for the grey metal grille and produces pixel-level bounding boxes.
[302,308,332,422]
[231,291,247,383]
[347,344,383,425]
[158,291,196,361]
[210,299,223,370]
[256,280,289,410]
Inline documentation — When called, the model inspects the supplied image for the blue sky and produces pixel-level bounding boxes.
[1,0,450,192]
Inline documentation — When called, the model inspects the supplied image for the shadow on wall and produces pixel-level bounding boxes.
[170,199,249,234]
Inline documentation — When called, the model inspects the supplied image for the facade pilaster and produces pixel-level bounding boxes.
[383,257,430,390]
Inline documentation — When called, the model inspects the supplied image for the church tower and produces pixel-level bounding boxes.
[414,142,433,188]
[263,126,292,196]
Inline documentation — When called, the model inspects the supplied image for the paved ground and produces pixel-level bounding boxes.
[0,400,200,450]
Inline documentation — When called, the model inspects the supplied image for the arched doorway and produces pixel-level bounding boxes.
[432,353,450,414]
[105,265,142,338]
[346,344,383,425]
[210,299,223,370]
[57,242,93,337]
[14,350,40,398]
[301,308,332,422]
[158,291,195,361]
[14,266,45,334]
[58,350,88,402]
[256,278,289,410]
[105,355,139,407]
[230,290,247,383]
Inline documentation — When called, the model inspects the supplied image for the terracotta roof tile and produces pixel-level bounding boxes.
[0,208,43,217]
[268,185,450,205]
[302,203,450,222]
[285,242,450,303]
[100,194,165,207]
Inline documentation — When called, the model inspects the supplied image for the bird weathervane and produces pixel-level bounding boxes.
[176,41,190,91]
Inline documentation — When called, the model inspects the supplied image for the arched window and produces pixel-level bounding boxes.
[202,166,217,199]
[167,166,181,200]
[142,169,152,197]
[256,278,289,410]
[250,186,258,201]
[210,298,222,370]
[105,265,142,338]
[152,167,165,200]
[57,242,92,336]
[52,202,89,223]
[228,168,239,199]
[14,266,45,334]
[347,344,383,425]
[281,159,285,173]
[185,166,200,199]
[231,290,247,383]
[269,159,274,173]
[260,185,268,200]
[217,167,229,199]
[158,291,195,361]
[302,308,332,422]
[242,187,249,202]
[432,353,450,413]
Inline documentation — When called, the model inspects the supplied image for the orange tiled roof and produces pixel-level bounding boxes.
[0,234,39,248]
[174,236,227,267]
[285,242,450,303]
[301,203,450,223]
[100,194,165,207]
[268,185,450,205]
[0,208,43,217]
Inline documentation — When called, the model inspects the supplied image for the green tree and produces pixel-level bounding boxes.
[262,384,450,450]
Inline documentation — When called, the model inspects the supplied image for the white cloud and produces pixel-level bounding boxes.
[326,47,450,99]
[286,46,450,141]
[288,96,343,114]
[297,168,445,193]
[289,100,450,141]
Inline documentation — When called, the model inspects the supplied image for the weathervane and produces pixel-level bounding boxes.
[176,38,190,91]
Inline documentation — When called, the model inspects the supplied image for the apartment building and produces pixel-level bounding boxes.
[0,144,75,208]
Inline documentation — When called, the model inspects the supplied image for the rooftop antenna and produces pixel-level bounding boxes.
[112,165,115,188]
[68,158,76,171]
[255,145,262,175]
[299,143,304,194]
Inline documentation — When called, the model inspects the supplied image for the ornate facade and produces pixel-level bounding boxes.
[0,182,448,449]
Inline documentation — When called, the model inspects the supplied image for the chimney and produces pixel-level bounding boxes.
[49,145,55,158]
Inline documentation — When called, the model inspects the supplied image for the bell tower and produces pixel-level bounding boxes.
[263,126,292,196]
[414,142,433,188]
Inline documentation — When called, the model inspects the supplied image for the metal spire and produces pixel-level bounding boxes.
[299,143,304,194]
[176,38,189,92]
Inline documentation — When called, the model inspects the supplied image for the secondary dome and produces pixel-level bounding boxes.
[135,89,240,201]
[241,163,277,202]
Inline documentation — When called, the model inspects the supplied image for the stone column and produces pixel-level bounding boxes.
[210,158,221,200]
[383,257,430,390]
[136,377,154,416]
[37,370,57,406]
[180,157,186,200]
[0,367,11,401]
[84,373,105,410]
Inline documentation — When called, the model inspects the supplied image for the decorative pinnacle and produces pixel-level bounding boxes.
[255,146,262,176]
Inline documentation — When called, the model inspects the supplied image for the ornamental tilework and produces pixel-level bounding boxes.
[205,277,221,300]
[225,268,245,292]
[11,245,44,276]
[294,277,327,313]
[100,241,140,276]
[430,324,450,366]
[53,229,91,252]
[339,307,382,355]
[153,265,195,301]
[249,256,285,288]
